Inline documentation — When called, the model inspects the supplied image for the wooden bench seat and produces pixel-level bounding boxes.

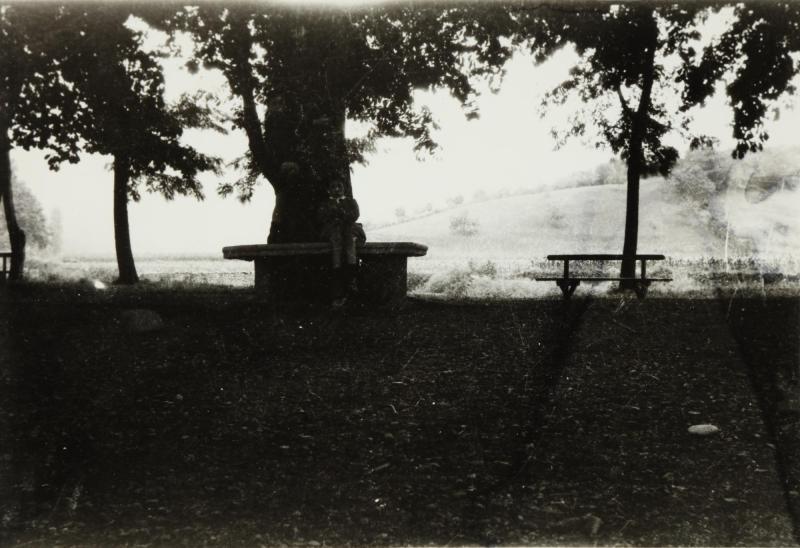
[223,242,427,304]
[535,254,672,299]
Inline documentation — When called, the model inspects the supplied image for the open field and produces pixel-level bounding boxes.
[0,283,798,546]
[22,177,800,296]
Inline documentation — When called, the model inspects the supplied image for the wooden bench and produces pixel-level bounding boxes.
[0,252,12,283]
[223,242,427,304]
[535,254,672,299]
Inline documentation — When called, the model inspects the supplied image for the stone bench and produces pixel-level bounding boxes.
[223,242,428,303]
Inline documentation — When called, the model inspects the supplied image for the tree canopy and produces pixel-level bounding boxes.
[537,4,713,179]
[34,6,222,283]
[160,4,522,242]
[0,5,82,278]
[683,2,800,158]
[52,7,221,201]
[530,4,713,281]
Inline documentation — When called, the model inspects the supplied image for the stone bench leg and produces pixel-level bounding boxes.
[358,255,408,304]
[254,257,330,301]
[253,255,411,304]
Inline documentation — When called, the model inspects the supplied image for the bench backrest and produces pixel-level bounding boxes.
[546,254,666,261]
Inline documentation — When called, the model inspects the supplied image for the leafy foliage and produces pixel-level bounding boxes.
[683,3,800,158]
[48,7,221,201]
[537,4,709,179]
[160,4,523,201]
[0,6,83,163]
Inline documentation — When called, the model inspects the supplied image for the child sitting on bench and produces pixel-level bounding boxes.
[318,180,366,305]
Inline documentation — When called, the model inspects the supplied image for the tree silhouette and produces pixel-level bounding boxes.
[533,4,709,286]
[167,5,519,243]
[0,5,82,280]
[51,7,221,284]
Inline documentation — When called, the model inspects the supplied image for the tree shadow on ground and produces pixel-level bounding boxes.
[0,292,589,546]
[0,288,795,546]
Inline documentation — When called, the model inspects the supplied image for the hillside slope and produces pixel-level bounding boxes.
[369,180,799,263]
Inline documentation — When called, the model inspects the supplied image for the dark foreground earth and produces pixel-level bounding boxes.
[0,284,798,546]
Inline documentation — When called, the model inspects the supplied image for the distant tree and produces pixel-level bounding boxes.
[534,5,712,287]
[52,7,221,284]
[670,146,738,264]
[594,159,627,186]
[671,146,800,266]
[546,207,567,230]
[166,5,519,244]
[446,195,464,208]
[0,172,52,252]
[0,6,81,279]
[450,212,479,237]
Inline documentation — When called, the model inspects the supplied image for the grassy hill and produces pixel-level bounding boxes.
[370,180,799,266]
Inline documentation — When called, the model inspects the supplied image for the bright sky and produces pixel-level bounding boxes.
[10,23,800,257]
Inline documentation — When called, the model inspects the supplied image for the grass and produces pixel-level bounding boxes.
[0,281,798,546]
[411,255,800,300]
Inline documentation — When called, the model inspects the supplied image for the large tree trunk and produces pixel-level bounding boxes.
[266,103,353,244]
[0,120,26,281]
[113,153,138,285]
[230,18,359,244]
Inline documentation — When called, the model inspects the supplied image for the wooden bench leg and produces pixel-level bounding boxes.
[556,279,580,299]
[634,281,651,299]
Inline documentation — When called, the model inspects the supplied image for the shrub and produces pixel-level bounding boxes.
[546,207,567,229]
[446,195,464,207]
[449,213,479,237]
[468,260,497,279]
[407,271,431,291]
[424,268,473,298]
[421,260,499,298]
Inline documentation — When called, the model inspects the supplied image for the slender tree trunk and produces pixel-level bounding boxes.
[619,143,642,286]
[113,153,138,284]
[0,121,25,281]
[619,39,657,289]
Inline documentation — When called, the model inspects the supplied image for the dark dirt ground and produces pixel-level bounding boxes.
[0,284,798,546]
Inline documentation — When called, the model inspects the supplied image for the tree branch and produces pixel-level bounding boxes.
[225,17,280,188]
[636,45,657,118]
[616,84,632,117]
[238,78,279,186]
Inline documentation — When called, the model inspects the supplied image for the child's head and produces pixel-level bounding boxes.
[329,179,345,198]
